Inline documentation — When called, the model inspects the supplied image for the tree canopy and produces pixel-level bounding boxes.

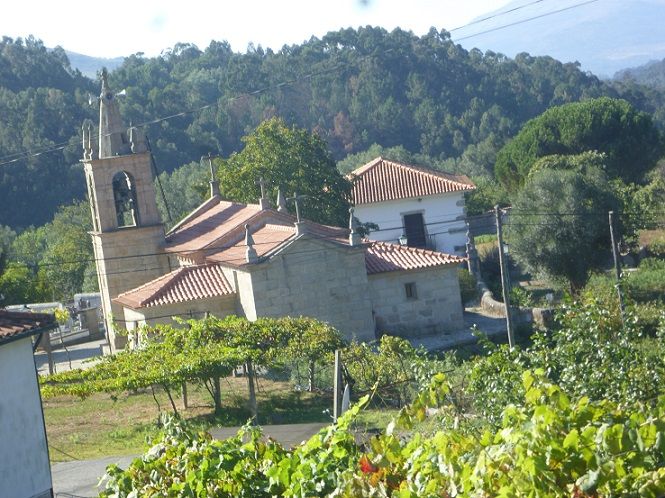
[507,164,619,293]
[218,117,351,226]
[3,31,665,230]
[495,97,664,191]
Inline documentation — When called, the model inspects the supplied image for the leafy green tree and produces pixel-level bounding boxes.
[155,160,210,228]
[40,201,94,300]
[0,225,15,274]
[495,97,664,191]
[219,118,352,225]
[507,165,618,293]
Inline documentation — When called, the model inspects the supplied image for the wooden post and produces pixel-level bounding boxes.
[213,377,222,413]
[333,349,342,422]
[247,360,257,421]
[609,211,626,326]
[181,382,188,410]
[495,205,515,348]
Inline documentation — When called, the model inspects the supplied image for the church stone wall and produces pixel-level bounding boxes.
[247,237,376,342]
[368,265,464,338]
[121,294,237,331]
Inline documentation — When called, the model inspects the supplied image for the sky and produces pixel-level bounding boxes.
[0,0,511,58]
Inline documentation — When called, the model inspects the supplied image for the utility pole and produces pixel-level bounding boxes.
[333,349,342,422]
[495,205,515,348]
[608,211,626,326]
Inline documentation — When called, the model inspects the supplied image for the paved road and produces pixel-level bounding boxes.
[35,338,105,376]
[52,422,327,497]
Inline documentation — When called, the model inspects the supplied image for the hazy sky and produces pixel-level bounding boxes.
[1,0,511,58]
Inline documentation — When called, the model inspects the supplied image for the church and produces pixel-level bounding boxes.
[83,74,466,353]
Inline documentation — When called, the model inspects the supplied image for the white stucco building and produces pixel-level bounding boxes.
[0,310,56,498]
[349,158,476,257]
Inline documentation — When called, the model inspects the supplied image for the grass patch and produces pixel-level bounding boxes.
[44,376,332,462]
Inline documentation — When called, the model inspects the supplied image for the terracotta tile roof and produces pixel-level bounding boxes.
[208,223,297,265]
[114,264,235,309]
[165,200,261,253]
[0,310,56,344]
[207,220,350,266]
[364,241,464,275]
[349,157,475,205]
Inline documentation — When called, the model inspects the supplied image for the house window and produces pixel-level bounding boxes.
[403,213,426,248]
[112,171,139,227]
[404,282,418,300]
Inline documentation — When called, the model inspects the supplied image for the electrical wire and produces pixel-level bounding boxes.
[452,0,601,43]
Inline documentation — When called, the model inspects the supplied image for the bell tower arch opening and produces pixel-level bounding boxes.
[112,171,140,227]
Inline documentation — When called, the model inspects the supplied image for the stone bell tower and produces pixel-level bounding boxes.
[82,70,169,352]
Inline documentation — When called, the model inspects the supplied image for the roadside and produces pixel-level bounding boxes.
[52,423,328,497]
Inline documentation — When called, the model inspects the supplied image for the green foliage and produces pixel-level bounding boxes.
[219,117,352,226]
[611,176,665,244]
[3,31,665,230]
[624,258,665,303]
[98,369,665,497]
[469,302,665,424]
[155,160,210,228]
[0,201,94,304]
[41,316,345,415]
[495,97,664,190]
[458,268,478,305]
[508,166,618,292]
[464,175,510,215]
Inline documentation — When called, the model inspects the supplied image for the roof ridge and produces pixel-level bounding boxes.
[351,156,472,185]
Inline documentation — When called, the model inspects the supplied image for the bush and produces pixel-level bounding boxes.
[625,258,665,303]
[468,302,665,423]
[648,236,665,257]
[458,268,477,304]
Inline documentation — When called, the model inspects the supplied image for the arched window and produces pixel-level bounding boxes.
[112,171,139,227]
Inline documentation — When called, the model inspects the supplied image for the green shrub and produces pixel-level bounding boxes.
[625,258,665,303]
[647,235,665,257]
[458,268,478,304]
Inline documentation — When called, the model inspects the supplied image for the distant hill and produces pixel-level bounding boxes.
[615,58,665,89]
[64,50,124,78]
[454,0,665,78]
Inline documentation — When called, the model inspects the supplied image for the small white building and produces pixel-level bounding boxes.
[0,310,56,498]
[349,157,476,257]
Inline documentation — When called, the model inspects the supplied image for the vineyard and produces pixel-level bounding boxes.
[42,302,665,496]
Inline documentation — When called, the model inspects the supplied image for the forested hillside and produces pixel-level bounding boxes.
[616,58,665,89]
[1,28,664,230]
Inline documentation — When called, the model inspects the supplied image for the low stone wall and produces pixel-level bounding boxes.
[476,280,554,330]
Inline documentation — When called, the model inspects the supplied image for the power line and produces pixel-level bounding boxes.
[0,0,605,168]
[449,0,550,32]
[452,0,601,43]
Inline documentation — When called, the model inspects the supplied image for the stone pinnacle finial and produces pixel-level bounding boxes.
[245,224,258,263]
[349,207,361,246]
[276,187,287,213]
[206,153,220,198]
[101,68,109,91]
[257,177,270,210]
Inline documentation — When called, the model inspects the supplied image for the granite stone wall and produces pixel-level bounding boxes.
[368,265,464,338]
[243,237,376,342]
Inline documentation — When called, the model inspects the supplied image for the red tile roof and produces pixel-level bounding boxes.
[207,220,349,267]
[114,264,235,309]
[350,157,475,205]
[365,241,464,275]
[0,310,56,344]
[165,200,261,253]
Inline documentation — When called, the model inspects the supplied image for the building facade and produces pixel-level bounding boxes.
[349,157,476,256]
[0,310,56,498]
[84,78,467,350]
